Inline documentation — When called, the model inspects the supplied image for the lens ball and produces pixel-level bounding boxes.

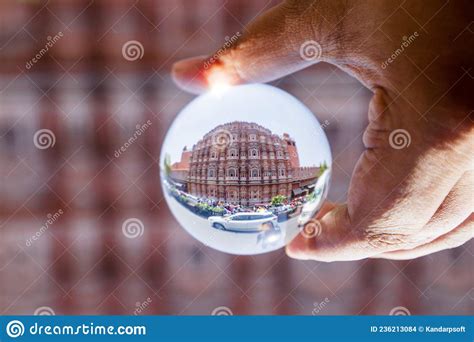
[160,84,331,255]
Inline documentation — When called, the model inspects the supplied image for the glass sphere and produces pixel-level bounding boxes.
[160,84,331,255]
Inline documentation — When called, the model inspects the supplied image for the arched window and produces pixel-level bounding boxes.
[208,169,215,177]
[279,168,286,176]
[228,149,238,157]
[250,149,259,157]
[277,150,283,157]
[227,168,237,177]
[250,168,259,178]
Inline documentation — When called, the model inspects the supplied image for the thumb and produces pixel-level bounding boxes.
[172,0,344,93]
[286,203,370,262]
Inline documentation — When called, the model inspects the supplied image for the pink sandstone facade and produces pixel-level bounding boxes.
[171,121,320,205]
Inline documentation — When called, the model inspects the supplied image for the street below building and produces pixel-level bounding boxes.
[166,193,300,255]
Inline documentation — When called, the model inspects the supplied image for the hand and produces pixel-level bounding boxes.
[171,0,473,261]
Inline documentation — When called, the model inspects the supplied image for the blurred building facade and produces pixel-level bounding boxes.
[182,121,319,205]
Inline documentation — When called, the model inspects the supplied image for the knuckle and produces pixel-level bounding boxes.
[366,232,409,250]
[362,125,388,148]
[364,223,422,251]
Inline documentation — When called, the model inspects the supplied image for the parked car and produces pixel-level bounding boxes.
[297,169,331,226]
[269,205,295,222]
[208,212,278,232]
[269,205,290,213]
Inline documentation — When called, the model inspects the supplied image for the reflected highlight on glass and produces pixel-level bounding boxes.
[160,84,332,255]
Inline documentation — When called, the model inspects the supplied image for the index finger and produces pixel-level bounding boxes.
[172,0,344,93]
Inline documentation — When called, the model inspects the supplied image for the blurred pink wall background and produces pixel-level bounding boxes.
[0,0,472,315]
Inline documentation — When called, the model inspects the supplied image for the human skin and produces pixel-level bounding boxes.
[171,0,473,261]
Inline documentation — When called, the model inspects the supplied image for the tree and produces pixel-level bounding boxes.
[164,153,172,176]
[318,161,329,176]
[271,195,286,206]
